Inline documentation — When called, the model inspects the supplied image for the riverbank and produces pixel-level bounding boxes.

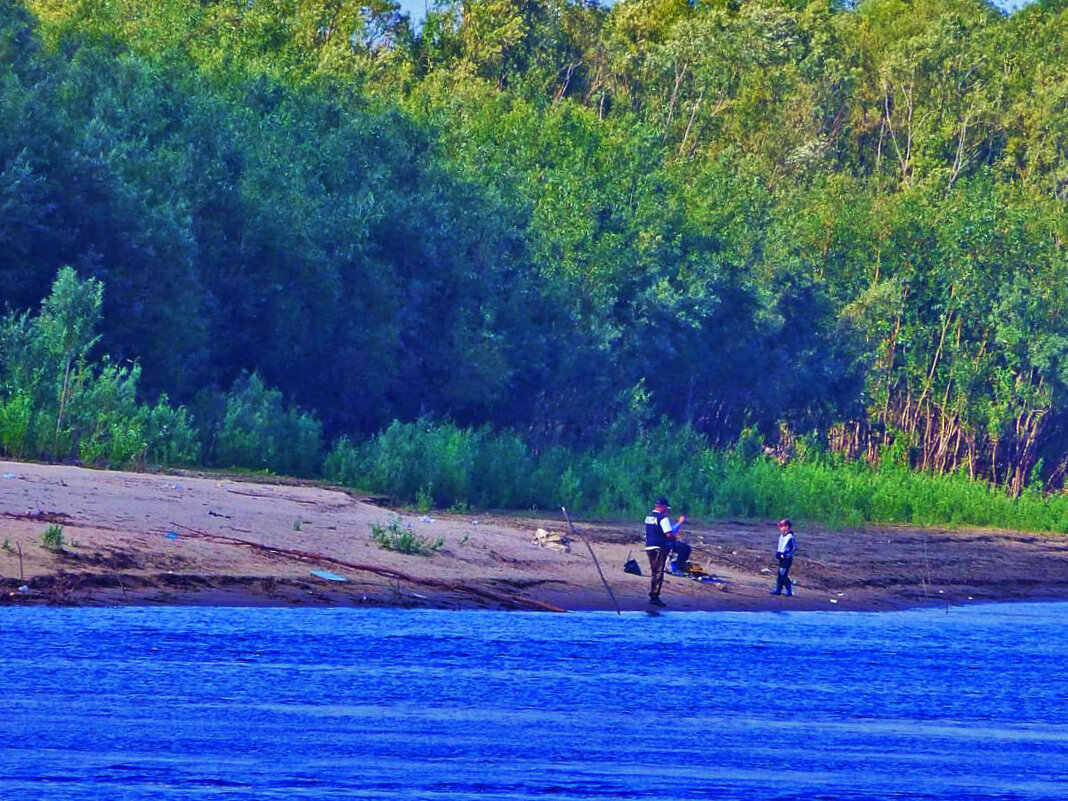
[3,460,1068,612]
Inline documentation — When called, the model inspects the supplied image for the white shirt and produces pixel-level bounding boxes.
[644,514,674,535]
[777,532,795,556]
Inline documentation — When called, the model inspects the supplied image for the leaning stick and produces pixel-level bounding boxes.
[561,507,621,615]
[168,522,565,613]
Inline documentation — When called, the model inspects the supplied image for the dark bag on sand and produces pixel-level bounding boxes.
[623,558,642,576]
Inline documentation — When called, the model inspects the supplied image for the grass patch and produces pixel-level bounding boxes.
[41,524,64,551]
[370,516,444,555]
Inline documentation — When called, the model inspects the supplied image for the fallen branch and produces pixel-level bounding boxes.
[168,522,566,613]
[224,489,319,505]
[3,510,73,524]
[224,489,281,500]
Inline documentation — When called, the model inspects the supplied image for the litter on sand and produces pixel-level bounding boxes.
[310,569,348,582]
[532,528,571,553]
[668,563,725,584]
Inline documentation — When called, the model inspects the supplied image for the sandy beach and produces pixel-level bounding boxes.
[3,459,1068,612]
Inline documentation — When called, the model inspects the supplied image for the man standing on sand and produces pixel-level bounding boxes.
[771,518,796,596]
[644,496,685,607]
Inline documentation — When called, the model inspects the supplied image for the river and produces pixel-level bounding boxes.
[1,602,1066,799]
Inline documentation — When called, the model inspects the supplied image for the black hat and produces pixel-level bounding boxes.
[656,496,670,509]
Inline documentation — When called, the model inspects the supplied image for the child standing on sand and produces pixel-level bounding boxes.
[771,518,796,597]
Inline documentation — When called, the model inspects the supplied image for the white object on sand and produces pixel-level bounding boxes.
[310,569,348,582]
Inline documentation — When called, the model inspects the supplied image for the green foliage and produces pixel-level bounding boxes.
[41,524,64,551]
[733,426,765,464]
[8,0,1068,519]
[416,484,434,513]
[325,418,539,509]
[331,418,1068,534]
[0,267,197,467]
[370,515,444,555]
[0,390,32,460]
[143,396,200,466]
[212,372,323,477]
[322,436,364,488]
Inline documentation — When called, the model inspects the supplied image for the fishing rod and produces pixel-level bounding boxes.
[562,507,621,615]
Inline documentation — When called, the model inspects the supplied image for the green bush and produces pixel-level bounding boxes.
[370,516,443,555]
[0,390,32,460]
[0,268,198,468]
[41,524,64,551]
[323,436,365,487]
[144,395,201,466]
[214,372,323,476]
[330,419,538,510]
[327,417,1068,534]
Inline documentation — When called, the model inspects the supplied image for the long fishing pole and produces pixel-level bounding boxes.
[562,507,621,615]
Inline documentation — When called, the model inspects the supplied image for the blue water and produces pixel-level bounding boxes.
[2,603,1066,800]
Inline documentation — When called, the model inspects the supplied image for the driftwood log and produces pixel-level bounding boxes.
[169,522,566,613]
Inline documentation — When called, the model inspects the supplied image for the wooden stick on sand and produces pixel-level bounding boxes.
[168,522,566,613]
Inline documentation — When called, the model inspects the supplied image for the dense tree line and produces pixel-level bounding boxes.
[4,0,1068,498]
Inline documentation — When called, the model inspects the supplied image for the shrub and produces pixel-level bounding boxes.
[370,516,443,555]
[41,524,64,551]
[0,267,198,469]
[323,436,365,488]
[214,372,322,476]
[327,417,1068,532]
[144,395,200,466]
[0,390,32,460]
[338,419,538,510]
